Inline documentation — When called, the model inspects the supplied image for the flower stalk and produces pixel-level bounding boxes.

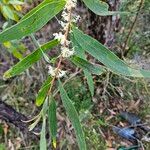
[47,0,77,95]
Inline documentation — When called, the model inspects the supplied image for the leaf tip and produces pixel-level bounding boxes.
[3,71,11,79]
[35,99,42,107]
[52,139,57,149]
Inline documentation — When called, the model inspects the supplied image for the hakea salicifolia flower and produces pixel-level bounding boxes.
[49,0,78,77]
[65,0,77,11]
[61,47,74,58]
[53,0,80,58]
[48,66,66,78]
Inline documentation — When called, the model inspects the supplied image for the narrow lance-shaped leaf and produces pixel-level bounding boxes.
[3,39,59,79]
[84,70,94,96]
[0,0,66,42]
[36,76,52,107]
[20,0,49,21]
[82,0,128,16]
[71,35,95,96]
[71,55,105,75]
[9,1,24,5]
[72,27,150,78]
[1,5,18,21]
[42,97,49,116]
[40,117,47,150]
[59,80,87,150]
[71,34,85,58]
[48,97,57,148]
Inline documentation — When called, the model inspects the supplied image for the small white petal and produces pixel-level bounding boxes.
[61,47,74,58]
[48,66,55,76]
[57,70,67,78]
[48,65,66,78]
[59,21,67,28]
[53,32,66,45]
[61,11,69,21]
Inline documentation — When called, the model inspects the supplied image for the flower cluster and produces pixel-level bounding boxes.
[53,0,79,58]
[48,66,66,78]
[65,0,77,10]
[49,0,79,78]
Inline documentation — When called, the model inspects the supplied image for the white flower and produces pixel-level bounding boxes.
[48,65,66,78]
[59,21,67,28]
[61,11,69,21]
[53,32,66,45]
[48,66,55,77]
[61,47,74,58]
[57,70,67,78]
[53,32,63,40]
[65,0,77,10]
[65,40,71,46]
[72,15,81,23]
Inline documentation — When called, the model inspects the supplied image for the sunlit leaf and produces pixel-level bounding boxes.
[36,76,52,107]
[11,49,23,59]
[8,0,24,5]
[13,5,22,12]
[3,39,59,79]
[1,5,18,21]
[0,0,66,42]
[0,144,6,150]
[3,41,12,48]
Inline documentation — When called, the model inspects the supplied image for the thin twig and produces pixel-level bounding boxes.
[47,56,63,95]
[122,0,144,57]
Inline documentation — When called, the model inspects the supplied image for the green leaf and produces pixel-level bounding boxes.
[0,0,66,42]
[42,52,51,63]
[71,55,105,75]
[72,27,150,78]
[48,97,57,148]
[11,49,23,60]
[9,0,24,5]
[36,76,52,107]
[84,70,94,96]
[71,34,85,58]
[28,116,41,131]
[59,80,87,150]
[3,39,59,79]
[0,144,6,150]
[42,97,49,116]
[1,5,18,21]
[82,0,127,16]
[71,35,94,96]
[20,0,49,21]
[40,117,47,150]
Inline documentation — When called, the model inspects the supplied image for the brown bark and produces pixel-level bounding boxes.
[0,100,40,136]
